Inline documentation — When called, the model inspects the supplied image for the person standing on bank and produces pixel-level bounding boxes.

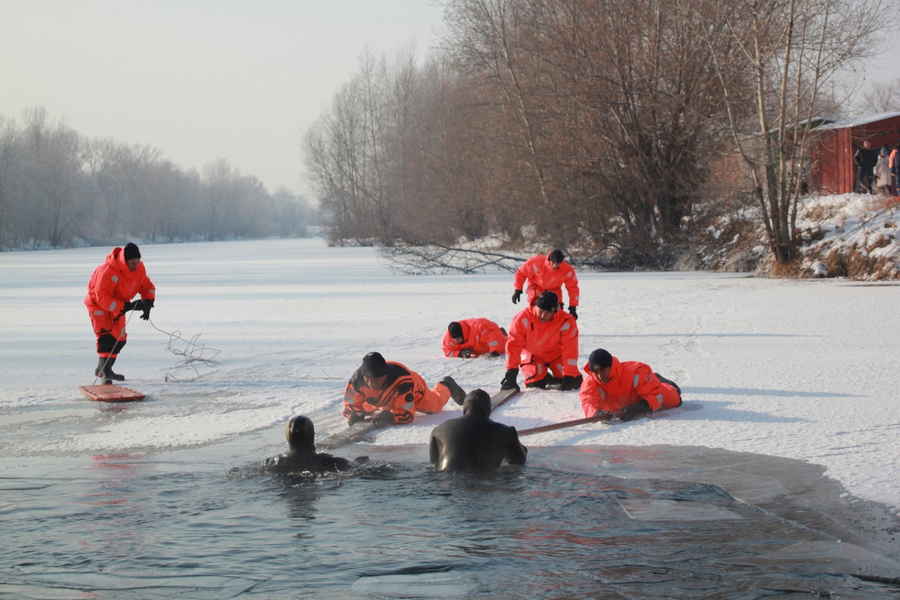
[854,140,878,194]
[429,389,527,472]
[579,348,682,421]
[84,242,155,383]
[343,352,467,426]
[512,249,580,319]
[875,146,892,196]
[501,291,581,391]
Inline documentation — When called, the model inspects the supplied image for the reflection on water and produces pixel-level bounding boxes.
[1,445,898,599]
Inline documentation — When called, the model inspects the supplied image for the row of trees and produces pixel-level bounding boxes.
[305,0,884,268]
[0,108,315,250]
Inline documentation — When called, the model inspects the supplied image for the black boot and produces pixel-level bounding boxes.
[439,376,466,406]
[105,357,125,381]
[526,375,560,389]
[655,373,681,395]
[95,357,112,384]
[95,357,125,382]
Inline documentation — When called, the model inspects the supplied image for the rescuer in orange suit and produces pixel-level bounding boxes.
[84,243,155,383]
[343,352,467,426]
[442,319,507,358]
[579,348,682,421]
[500,291,581,391]
[512,249,580,319]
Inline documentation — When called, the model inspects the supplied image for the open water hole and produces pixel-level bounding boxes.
[1,444,898,599]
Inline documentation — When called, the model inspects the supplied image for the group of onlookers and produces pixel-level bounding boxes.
[854,140,899,195]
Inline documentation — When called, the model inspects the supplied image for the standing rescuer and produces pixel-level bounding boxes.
[579,348,682,421]
[512,249,580,319]
[84,242,155,383]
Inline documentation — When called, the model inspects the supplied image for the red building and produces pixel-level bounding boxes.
[810,112,900,194]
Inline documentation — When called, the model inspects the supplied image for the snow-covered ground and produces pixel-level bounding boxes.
[797,193,899,279]
[698,192,899,279]
[1,238,898,514]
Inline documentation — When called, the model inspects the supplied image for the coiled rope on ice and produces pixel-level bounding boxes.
[147,317,222,382]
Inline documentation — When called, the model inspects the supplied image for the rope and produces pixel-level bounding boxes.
[146,317,222,382]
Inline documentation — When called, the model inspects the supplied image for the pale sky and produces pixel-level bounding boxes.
[2,1,899,200]
[1,0,446,198]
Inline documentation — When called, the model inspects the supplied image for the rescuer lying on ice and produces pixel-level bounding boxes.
[343,352,467,426]
[84,242,156,384]
[500,291,582,392]
[579,348,682,421]
[512,249,580,319]
[442,318,507,358]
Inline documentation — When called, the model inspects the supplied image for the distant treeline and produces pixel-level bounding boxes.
[305,0,882,269]
[0,107,316,250]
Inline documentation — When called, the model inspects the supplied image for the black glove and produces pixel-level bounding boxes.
[616,400,651,422]
[139,298,154,320]
[512,289,522,304]
[568,306,578,319]
[123,300,140,313]
[500,367,519,390]
[372,410,396,426]
[347,410,367,426]
[593,410,614,422]
[559,375,581,391]
[459,349,474,358]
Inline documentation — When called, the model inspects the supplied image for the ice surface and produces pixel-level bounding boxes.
[0,238,897,513]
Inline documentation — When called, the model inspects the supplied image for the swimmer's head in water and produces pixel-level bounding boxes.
[286,415,316,452]
[463,389,491,418]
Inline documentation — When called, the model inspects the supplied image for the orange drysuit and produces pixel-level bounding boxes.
[514,254,580,308]
[342,361,451,425]
[505,306,579,385]
[579,356,681,417]
[84,247,156,358]
[442,318,507,357]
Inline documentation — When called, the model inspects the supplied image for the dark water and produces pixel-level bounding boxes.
[2,444,898,599]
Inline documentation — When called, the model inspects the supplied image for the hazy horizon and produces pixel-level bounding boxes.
[1,0,445,199]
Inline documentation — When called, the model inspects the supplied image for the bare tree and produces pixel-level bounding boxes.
[861,77,900,113]
[1,107,314,250]
[445,0,553,211]
[708,0,884,264]
[0,117,17,248]
[302,0,884,271]
[382,243,525,274]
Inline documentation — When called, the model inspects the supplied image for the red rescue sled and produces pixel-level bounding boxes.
[80,384,145,403]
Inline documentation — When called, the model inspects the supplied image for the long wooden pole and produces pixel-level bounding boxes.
[518,414,610,437]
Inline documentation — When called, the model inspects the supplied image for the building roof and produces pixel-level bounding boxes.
[816,111,900,131]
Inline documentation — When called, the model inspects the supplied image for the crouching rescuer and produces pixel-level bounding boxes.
[84,242,155,383]
[501,291,581,391]
[342,352,466,426]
